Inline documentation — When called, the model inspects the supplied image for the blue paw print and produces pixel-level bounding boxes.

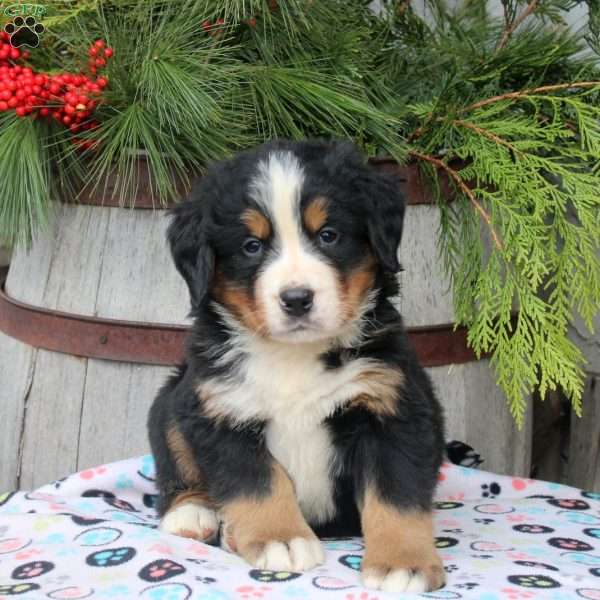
[138,455,156,480]
[338,554,362,571]
[86,546,136,567]
[116,474,134,490]
[99,585,131,597]
[142,582,194,600]
[324,540,363,551]
[283,586,309,598]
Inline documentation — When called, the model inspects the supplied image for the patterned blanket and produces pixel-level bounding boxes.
[0,455,599,599]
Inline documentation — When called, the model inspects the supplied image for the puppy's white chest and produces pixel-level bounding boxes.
[265,418,337,525]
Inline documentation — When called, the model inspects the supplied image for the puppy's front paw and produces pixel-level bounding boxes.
[362,552,445,593]
[244,536,325,572]
[160,502,219,542]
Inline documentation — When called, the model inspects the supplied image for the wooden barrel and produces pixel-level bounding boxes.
[0,164,531,491]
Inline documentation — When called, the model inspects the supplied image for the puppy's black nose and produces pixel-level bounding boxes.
[279,287,314,317]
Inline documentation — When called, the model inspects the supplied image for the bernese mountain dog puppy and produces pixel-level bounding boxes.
[148,139,446,593]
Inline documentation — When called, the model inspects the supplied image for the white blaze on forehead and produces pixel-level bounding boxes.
[251,151,305,257]
[249,150,350,342]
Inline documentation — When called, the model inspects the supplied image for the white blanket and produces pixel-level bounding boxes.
[0,455,599,599]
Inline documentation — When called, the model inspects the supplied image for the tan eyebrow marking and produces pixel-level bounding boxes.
[303,196,329,234]
[242,208,271,239]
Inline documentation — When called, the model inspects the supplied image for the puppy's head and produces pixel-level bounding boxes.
[168,140,405,344]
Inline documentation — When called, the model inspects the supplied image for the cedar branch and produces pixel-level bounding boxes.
[460,81,600,113]
[496,0,539,52]
[409,150,503,250]
[452,119,522,156]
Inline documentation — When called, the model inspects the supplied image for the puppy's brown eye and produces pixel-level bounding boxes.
[243,238,263,256]
[318,227,338,245]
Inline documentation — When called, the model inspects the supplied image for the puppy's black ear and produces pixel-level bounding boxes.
[167,194,214,310]
[363,170,406,273]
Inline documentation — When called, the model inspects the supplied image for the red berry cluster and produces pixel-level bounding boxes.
[0,37,112,150]
[0,31,24,61]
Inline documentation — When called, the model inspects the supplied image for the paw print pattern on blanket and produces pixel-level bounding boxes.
[11,560,54,579]
[85,546,136,567]
[0,456,600,598]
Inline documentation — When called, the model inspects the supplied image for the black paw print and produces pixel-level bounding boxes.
[443,528,464,534]
[196,576,217,584]
[547,498,590,510]
[138,559,186,582]
[4,16,44,49]
[11,561,54,579]
[513,524,555,534]
[507,574,561,589]
[456,582,479,590]
[481,482,501,498]
[444,564,459,573]
[474,518,495,525]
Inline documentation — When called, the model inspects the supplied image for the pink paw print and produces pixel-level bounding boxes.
[506,551,534,560]
[184,542,210,557]
[148,543,174,555]
[507,514,527,523]
[15,549,42,561]
[501,588,535,599]
[447,493,465,501]
[79,466,107,480]
[346,593,380,600]
[236,585,272,599]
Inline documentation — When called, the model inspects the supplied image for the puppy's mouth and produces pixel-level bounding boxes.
[270,319,332,343]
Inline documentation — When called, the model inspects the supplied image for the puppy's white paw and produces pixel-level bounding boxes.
[363,568,429,593]
[160,503,218,542]
[254,538,325,572]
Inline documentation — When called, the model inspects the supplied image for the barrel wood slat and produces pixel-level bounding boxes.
[568,374,600,491]
[0,178,532,490]
[1,205,189,490]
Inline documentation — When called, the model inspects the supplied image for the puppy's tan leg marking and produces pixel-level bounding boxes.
[220,463,325,571]
[166,425,202,485]
[361,487,445,593]
[161,426,218,542]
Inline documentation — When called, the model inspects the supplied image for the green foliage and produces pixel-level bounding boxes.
[1,0,600,423]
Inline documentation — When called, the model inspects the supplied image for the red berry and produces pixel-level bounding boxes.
[0,90,10,101]
[94,39,105,48]
[96,77,108,88]
[104,47,113,58]
[62,115,72,125]
[89,46,99,57]
[39,107,50,116]
[15,106,27,117]
[95,57,106,68]
[0,100,8,111]
[64,104,76,115]
[9,48,20,60]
